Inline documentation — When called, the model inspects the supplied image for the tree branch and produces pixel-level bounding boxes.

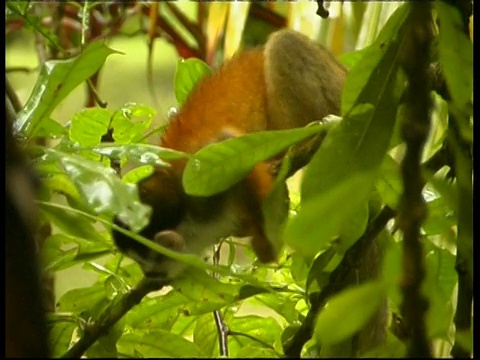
[283,144,448,357]
[397,4,433,357]
[61,277,165,358]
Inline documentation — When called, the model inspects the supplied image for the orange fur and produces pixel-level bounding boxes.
[114,29,347,270]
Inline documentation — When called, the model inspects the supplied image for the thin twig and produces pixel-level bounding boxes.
[212,244,229,356]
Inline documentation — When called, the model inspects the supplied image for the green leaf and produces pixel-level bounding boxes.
[373,4,409,45]
[14,41,121,139]
[38,199,107,243]
[56,283,106,313]
[41,148,150,232]
[41,233,112,273]
[183,123,333,196]
[69,108,112,147]
[236,346,280,358]
[337,202,369,254]
[284,172,376,260]
[229,316,281,354]
[111,103,156,144]
[262,152,292,259]
[375,154,403,210]
[252,293,300,324]
[193,313,218,357]
[171,268,241,314]
[306,248,336,294]
[423,197,456,243]
[303,31,404,202]
[34,118,68,138]
[117,330,204,358]
[92,143,188,168]
[122,165,155,184]
[124,295,181,331]
[424,243,457,303]
[48,321,77,357]
[174,58,212,105]
[314,281,386,346]
[436,1,473,117]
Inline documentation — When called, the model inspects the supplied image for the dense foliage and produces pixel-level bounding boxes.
[6,1,472,358]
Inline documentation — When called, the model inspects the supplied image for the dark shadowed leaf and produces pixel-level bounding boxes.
[436,2,473,118]
[315,281,386,346]
[117,330,204,358]
[285,172,376,260]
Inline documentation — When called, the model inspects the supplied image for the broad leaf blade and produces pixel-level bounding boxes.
[183,124,332,196]
[436,2,473,117]
[174,58,212,105]
[285,172,376,260]
[118,330,204,358]
[315,281,386,346]
[15,41,121,139]
[42,148,149,232]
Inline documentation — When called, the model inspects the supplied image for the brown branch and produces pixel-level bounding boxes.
[249,3,286,29]
[284,205,396,357]
[61,277,165,358]
[6,84,49,357]
[283,145,448,357]
[397,4,433,358]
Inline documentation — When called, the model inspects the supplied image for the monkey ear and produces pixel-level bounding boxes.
[154,230,185,252]
[216,126,244,142]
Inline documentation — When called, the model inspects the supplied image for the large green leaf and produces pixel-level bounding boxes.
[111,103,156,144]
[41,148,150,232]
[56,283,106,313]
[436,2,473,118]
[69,108,112,147]
[285,172,376,260]
[123,295,181,331]
[174,58,212,105]
[41,233,112,273]
[117,330,204,358]
[193,313,219,357]
[314,281,386,346]
[183,123,333,196]
[14,41,121,139]
[228,316,282,355]
[302,36,403,201]
[375,154,403,210]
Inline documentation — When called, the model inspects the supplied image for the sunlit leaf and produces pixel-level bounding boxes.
[193,313,218,357]
[174,58,212,105]
[69,108,112,147]
[111,103,156,144]
[14,41,121,139]
[41,148,150,232]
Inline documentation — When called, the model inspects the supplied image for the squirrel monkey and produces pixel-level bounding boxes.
[113,29,346,278]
